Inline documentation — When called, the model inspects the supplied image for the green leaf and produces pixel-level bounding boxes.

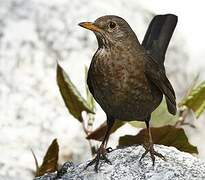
[57,63,94,122]
[129,100,178,128]
[84,66,95,112]
[35,139,59,177]
[152,100,179,126]
[118,125,198,154]
[180,81,205,118]
[127,121,145,128]
[86,121,125,141]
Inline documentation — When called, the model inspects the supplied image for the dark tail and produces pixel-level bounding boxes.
[142,14,178,64]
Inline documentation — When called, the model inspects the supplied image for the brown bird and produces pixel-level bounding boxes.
[79,14,177,171]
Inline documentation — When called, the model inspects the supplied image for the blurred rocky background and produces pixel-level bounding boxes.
[0,0,205,179]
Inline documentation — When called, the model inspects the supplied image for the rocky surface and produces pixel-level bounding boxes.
[35,145,205,180]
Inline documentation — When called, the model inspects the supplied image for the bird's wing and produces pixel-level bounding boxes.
[142,14,178,64]
[87,68,95,97]
[144,54,177,115]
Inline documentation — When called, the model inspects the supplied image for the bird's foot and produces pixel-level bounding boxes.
[139,142,166,166]
[85,146,112,172]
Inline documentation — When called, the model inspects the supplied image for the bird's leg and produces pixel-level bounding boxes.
[140,120,166,166]
[85,117,114,172]
[105,131,114,153]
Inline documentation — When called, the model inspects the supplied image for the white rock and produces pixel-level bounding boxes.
[36,145,205,180]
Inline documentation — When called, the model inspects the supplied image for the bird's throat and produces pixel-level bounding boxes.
[95,33,110,49]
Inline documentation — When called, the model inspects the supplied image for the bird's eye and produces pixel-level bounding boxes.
[109,21,116,29]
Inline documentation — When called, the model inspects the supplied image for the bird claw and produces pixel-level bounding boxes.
[139,143,166,166]
[84,147,112,172]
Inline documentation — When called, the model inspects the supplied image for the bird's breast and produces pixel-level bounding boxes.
[89,48,154,111]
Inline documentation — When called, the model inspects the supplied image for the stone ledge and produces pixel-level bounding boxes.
[35,145,205,180]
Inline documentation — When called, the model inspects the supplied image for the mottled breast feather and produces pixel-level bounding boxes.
[87,45,163,121]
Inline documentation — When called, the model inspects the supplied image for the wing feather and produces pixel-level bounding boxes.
[145,54,177,115]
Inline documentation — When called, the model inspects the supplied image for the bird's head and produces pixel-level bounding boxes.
[79,15,138,48]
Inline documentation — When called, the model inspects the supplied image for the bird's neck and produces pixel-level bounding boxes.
[96,31,142,53]
[96,33,110,49]
[113,35,143,53]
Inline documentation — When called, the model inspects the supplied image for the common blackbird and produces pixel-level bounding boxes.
[79,14,177,171]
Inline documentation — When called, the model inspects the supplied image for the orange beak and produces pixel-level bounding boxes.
[78,22,101,32]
